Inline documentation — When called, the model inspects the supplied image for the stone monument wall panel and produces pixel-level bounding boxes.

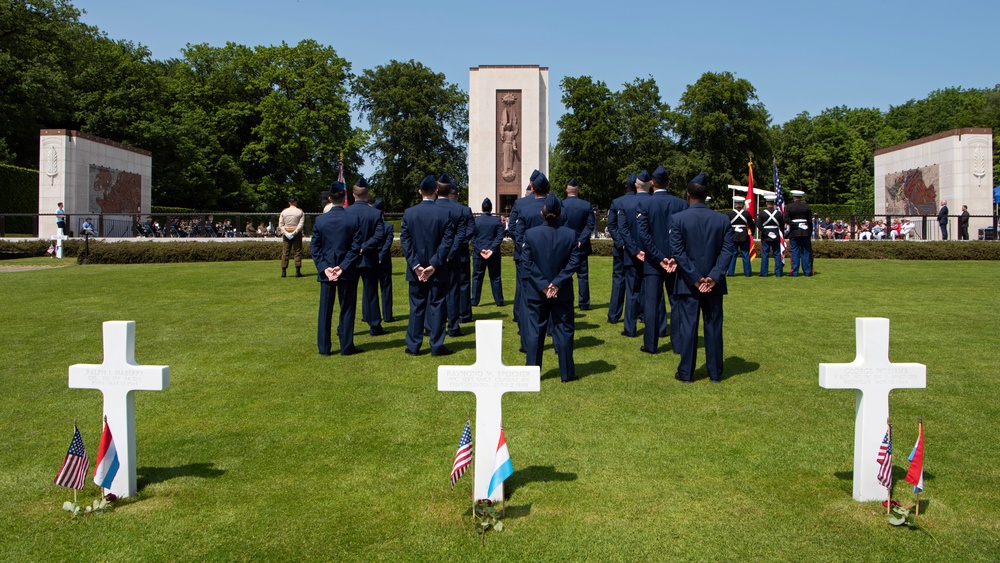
[495,90,522,193]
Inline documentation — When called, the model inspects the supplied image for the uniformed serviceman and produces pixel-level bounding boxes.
[278,196,305,278]
[618,170,652,338]
[727,195,754,278]
[372,199,395,322]
[636,165,687,354]
[784,189,812,276]
[560,178,595,310]
[433,174,465,337]
[347,176,388,336]
[513,171,552,352]
[669,173,735,383]
[521,193,582,383]
[606,174,636,324]
[447,180,475,322]
[400,175,456,357]
[508,179,535,324]
[756,194,784,277]
[471,198,505,307]
[311,182,364,356]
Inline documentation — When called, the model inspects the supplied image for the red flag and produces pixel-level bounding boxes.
[905,421,924,492]
[747,160,757,260]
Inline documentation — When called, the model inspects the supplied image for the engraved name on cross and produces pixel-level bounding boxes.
[69,321,169,498]
[438,320,539,501]
[819,318,925,501]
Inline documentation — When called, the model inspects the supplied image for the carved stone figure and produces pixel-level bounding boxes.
[499,94,519,182]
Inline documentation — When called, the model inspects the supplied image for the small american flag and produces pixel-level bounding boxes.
[450,421,472,490]
[54,425,89,490]
[772,160,787,256]
[876,424,893,489]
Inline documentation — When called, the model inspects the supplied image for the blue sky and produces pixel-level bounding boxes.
[79,0,997,166]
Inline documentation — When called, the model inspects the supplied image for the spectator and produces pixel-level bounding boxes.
[833,220,847,240]
[245,221,256,238]
[818,217,834,240]
[81,218,96,236]
[958,205,970,240]
[858,221,871,240]
[890,219,902,240]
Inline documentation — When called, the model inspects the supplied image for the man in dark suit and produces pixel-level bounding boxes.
[636,165,687,354]
[372,199,395,322]
[401,175,456,356]
[521,193,582,382]
[447,181,475,322]
[347,176,388,336]
[618,171,652,337]
[938,200,949,240]
[560,178,595,310]
[311,182,364,356]
[472,197,505,307]
[606,174,636,324]
[958,205,970,240]
[669,173,735,383]
[435,174,466,337]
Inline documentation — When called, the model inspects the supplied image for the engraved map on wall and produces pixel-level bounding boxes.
[885,164,939,215]
[89,165,141,214]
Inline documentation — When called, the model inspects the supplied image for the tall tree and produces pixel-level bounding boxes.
[552,76,618,206]
[670,71,771,201]
[353,60,468,211]
[615,76,673,194]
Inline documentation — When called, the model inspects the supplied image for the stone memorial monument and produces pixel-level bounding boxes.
[468,66,549,214]
[874,128,993,239]
[819,318,925,502]
[38,130,152,239]
[69,321,169,498]
[438,320,540,501]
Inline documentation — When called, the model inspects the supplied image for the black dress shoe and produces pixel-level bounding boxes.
[385,317,397,323]
[448,330,465,337]
[341,346,363,356]
[460,317,473,323]
[579,305,590,311]
[561,376,577,383]
[518,347,526,353]
[431,347,454,357]
[710,379,721,384]
[621,330,636,338]
[640,345,656,354]
[319,352,332,356]
[404,348,419,356]
[674,373,692,384]
[370,325,388,336]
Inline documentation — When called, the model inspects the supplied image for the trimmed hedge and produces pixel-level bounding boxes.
[0,163,39,233]
[2,238,997,264]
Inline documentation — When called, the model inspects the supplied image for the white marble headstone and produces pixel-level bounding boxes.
[438,320,539,501]
[819,318,925,501]
[69,321,169,498]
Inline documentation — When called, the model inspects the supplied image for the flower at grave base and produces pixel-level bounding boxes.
[477,499,492,506]
[105,493,117,502]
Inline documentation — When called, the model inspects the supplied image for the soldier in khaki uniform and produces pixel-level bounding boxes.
[278,196,305,277]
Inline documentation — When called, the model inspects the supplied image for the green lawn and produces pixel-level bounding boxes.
[1,257,997,560]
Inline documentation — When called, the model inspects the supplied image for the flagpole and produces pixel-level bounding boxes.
[914,416,922,519]
[100,414,107,501]
[886,418,892,517]
[72,419,78,506]
[467,412,475,520]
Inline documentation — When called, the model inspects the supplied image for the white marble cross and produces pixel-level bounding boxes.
[54,229,68,259]
[438,320,539,501]
[819,318,925,501]
[69,321,169,498]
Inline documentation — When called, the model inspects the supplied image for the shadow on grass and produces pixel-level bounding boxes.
[576,322,600,331]
[577,359,614,380]
[505,465,578,500]
[575,335,605,349]
[462,503,533,520]
[718,356,760,381]
[469,311,507,320]
[137,462,225,491]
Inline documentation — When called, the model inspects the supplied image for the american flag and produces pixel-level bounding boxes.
[876,424,893,489]
[338,158,349,207]
[54,425,89,490]
[772,161,787,256]
[450,421,473,490]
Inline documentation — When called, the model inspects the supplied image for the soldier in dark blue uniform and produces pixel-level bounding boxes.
[401,175,456,356]
[347,176,388,336]
[447,181,475,322]
[508,179,535,324]
[513,171,552,351]
[472,198,505,307]
[669,173,735,383]
[606,174,636,324]
[311,181,364,356]
[372,199,395,321]
[618,170,651,337]
[435,174,466,337]
[521,193,582,382]
[636,165,687,354]
[560,178,595,310]
[784,190,812,276]
[756,194,784,277]
[726,196,755,278]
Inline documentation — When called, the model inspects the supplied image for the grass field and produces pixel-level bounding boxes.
[1,256,998,561]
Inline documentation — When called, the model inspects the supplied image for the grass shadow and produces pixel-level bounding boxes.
[575,335,605,349]
[577,359,615,379]
[505,465,578,499]
[469,311,507,320]
[718,356,760,381]
[576,321,600,331]
[137,462,225,491]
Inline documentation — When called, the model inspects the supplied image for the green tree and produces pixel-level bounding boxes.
[353,60,468,211]
[670,71,771,201]
[615,76,673,194]
[552,76,618,205]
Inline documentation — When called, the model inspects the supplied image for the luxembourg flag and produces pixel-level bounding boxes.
[93,418,120,490]
[487,428,514,498]
[905,421,924,493]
